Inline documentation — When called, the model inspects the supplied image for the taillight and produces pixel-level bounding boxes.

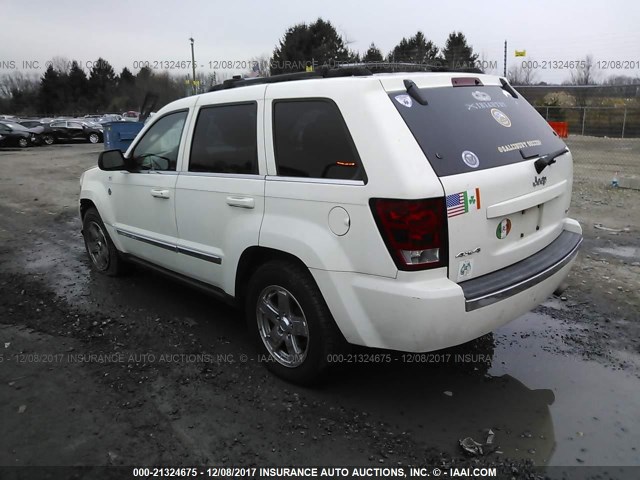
[370,197,448,271]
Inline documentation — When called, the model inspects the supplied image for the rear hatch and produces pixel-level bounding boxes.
[384,75,572,282]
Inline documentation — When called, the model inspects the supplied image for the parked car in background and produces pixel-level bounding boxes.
[47,120,104,144]
[0,121,38,147]
[122,111,139,122]
[97,114,124,124]
[18,120,57,145]
[18,120,44,129]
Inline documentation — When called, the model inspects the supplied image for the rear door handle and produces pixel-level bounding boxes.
[226,196,255,209]
[150,189,170,199]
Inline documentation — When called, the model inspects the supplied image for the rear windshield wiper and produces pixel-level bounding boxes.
[403,79,429,105]
[534,147,569,174]
[500,78,518,98]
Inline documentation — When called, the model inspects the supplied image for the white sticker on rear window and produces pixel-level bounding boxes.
[472,91,491,102]
[461,150,480,168]
[394,94,413,108]
[497,139,541,153]
[491,108,512,127]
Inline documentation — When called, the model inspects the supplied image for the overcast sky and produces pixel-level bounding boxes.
[1,0,639,84]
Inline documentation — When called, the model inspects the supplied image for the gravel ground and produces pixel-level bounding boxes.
[0,144,638,479]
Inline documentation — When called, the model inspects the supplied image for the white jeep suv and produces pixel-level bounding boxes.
[80,70,582,383]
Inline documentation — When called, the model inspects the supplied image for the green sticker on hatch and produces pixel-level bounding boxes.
[496,218,512,239]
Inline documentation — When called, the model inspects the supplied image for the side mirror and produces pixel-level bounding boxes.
[98,149,127,171]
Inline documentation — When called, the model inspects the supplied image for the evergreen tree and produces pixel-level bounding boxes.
[441,32,479,70]
[270,18,356,74]
[68,61,89,111]
[88,57,117,111]
[39,65,64,114]
[362,43,384,63]
[119,67,135,88]
[389,31,439,65]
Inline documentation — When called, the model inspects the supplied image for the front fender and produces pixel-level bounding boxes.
[80,168,125,252]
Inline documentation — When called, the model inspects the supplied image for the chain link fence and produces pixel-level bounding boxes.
[517,85,640,186]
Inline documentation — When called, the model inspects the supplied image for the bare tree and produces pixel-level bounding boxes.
[50,56,72,74]
[570,54,599,85]
[478,51,498,75]
[508,62,538,86]
[244,54,271,78]
[604,74,640,85]
[0,71,39,98]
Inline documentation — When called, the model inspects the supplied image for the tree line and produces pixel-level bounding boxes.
[270,20,479,74]
[0,58,193,116]
[1,18,637,116]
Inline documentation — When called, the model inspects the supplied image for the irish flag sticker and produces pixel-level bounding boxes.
[496,218,512,239]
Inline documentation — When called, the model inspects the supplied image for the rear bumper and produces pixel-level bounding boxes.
[311,220,582,352]
[460,230,582,311]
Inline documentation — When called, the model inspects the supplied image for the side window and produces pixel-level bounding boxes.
[68,122,83,129]
[131,110,188,171]
[273,100,363,181]
[50,122,64,128]
[189,103,258,174]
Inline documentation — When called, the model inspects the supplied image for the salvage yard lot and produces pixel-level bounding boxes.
[566,135,640,184]
[0,142,639,475]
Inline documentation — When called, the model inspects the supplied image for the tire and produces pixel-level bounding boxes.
[82,207,126,276]
[245,260,345,385]
[18,137,28,148]
[43,135,55,145]
[88,133,100,144]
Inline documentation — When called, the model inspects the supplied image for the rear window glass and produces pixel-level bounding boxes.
[273,99,364,181]
[389,85,566,176]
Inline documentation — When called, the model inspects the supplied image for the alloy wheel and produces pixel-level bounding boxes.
[256,286,310,368]
[85,221,110,271]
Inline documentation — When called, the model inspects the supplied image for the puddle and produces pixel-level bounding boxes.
[310,312,640,467]
[491,313,640,466]
[12,218,640,468]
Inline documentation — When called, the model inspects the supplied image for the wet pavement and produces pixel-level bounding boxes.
[1,145,639,476]
[2,208,639,469]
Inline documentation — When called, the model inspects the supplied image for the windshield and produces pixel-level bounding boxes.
[1,122,29,132]
[389,85,566,176]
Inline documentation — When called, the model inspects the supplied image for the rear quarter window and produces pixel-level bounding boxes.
[390,85,567,176]
[273,99,365,181]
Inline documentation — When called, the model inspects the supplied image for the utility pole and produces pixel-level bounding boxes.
[190,37,197,95]
[503,40,507,77]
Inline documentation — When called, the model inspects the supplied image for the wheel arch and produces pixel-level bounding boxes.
[80,198,97,219]
[234,246,311,303]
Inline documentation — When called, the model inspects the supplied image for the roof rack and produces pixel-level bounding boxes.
[208,66,373,92]
[207,63,483,92]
